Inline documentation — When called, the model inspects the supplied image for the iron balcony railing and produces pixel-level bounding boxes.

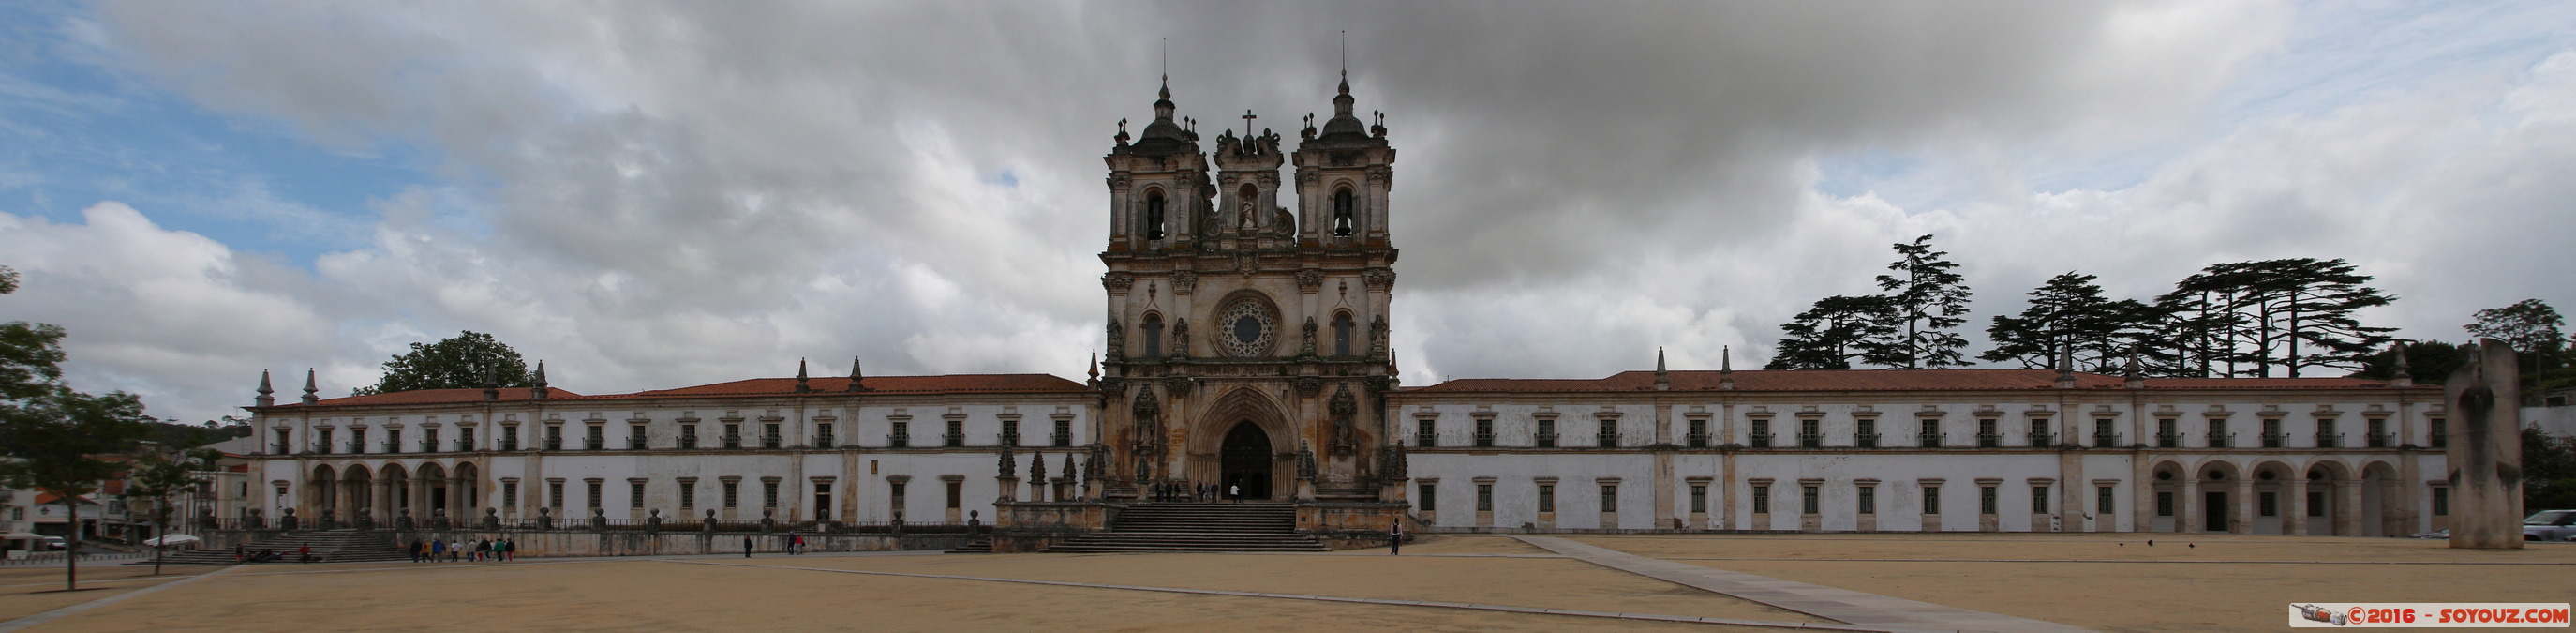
[2156,432,2181,448]
[678,436,699,449]
[1596,431,1618,448]
[1855,432,1881,448]
[1472,431,1495,448]
[1535,432,1557,448]
[1749,432,1773,448]
[2092,431,2122,448]
[2315,432,2342,448]
[585,438,604,450]
[722,433,743,449]
[1975,432,1999,448]
[1001,431,1020,447]
[1916,432,1943,448]
[2367,432,2393,448]
[347,442,365,453]
[1688,431,1712,448]
[762,434,782,449]
[887,432,909,448]
[1050,433,1071,447]
[2027,431,2053,447]
[630,437,648,450]
[1416,430,1437,447]
[2261,432,2285,448]
[2206,431,2233,448]
[943,432,964,447]
[1796,432,1822,448]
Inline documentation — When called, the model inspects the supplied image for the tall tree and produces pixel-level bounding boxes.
[126,446,222,575]
[0,264,155,591]
[1766,295,1895,370]
[1983,272,2160,370]
[2150,258,2394,377]
[2261,258,2395,377]
[2465,299,2567,394]
[356,331,536,396]
[1868,234,1973,369]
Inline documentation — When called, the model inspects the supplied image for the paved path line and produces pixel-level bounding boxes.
[1514,535,2092,633]
[667,559,1925,632]
[1660,556,2576,566]
[0,565,244,633]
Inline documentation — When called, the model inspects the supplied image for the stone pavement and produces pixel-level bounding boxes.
[1515,535,2092,633]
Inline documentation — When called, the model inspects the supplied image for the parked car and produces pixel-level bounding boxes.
[2525,510,2576,541]
[36,536,66,550]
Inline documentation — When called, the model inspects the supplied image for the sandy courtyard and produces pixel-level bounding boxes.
[2,533,2568,632]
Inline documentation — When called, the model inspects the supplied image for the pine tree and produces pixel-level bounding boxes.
[1983,272,2158,370]
[1765,295,1895,370]
[1868,234,1973,369]
[2151,259,2393,377]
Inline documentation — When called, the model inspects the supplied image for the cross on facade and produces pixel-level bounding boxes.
[1242,110,1258,140]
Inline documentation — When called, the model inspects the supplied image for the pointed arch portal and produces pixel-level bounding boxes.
[1220,422,1274,500]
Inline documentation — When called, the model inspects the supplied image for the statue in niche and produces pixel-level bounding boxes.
[1330,385,1360,446]
[1239,196,1258,232]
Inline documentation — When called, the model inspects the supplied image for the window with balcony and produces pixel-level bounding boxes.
[1596,419,1617,448]
[944,420,964,447]
[386,429,402,454]
[423,429,439,453]
[544,425,563,451]
[318,429,333,454]
[763,423,782,449]
[1001,421,1020,447]
[2429,418,2447,449]
[1537,419,1557,448]
[350,429,366,454]
[1053,419,1072,447]
[1473,419,1494,448]
[2206,420,2230,448]
[2261,419,2284,448]
[1687,418,1708,448]
[2315,419,2339,448]
[679,424,699,449]
[1797,419,1821,448]
[2156,418,2179,448]
[2092,419,2119,448]
[274,429,291,454]
[586,424,604,450]
[1975,418,1998,448]
[630,424,648,449]
[1416,418,1437,447]
[889,421,909,447]
[816,423,835,448]
[457,427,474,451]
[2366,417,2389,448]
[2027,419,2053,447]
[1749,419,1773,448]
[1917,419,1942,448]
[1855,419,1878,448]
[723,423,743,449]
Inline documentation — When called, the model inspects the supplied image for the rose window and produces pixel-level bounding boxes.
[1215,297,1279,357]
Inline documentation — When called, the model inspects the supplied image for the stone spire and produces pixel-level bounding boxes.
[2053,346,2077,389]
[1653,347,1670,391]
[1030,451,1048,485]
[845,355,869,392]
[301,369,319,405]
[1086,350,1099,386]
[255,369,275,407]
[2390,342,2414,387]
[1719,346,1736,391]
[795,358,811,394]
[2123,355,2145,389]
[530,361,550,399]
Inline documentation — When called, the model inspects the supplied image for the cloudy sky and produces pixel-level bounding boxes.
[2,1,2571,424]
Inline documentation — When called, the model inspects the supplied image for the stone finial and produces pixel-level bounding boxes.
[845,355,868,392]
[1719,346,1736,391]
[2053,347,2076,389]
[998,445,1017,480]
[2390,342,2414,387]
[1061,453,1078,488]
[2123,355,2145,389]
[795,358,811,394]
[301,368,320,405]
[483,369,500,401]
[1654,347,1670,391]
[530,360,550,399]
[255,369,275,407]
[1086,350,1099,385]
[1029,451,1048,485]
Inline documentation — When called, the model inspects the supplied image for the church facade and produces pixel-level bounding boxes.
[236,75,2453,538]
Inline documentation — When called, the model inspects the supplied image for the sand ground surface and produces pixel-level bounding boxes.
[1,534,2565,632]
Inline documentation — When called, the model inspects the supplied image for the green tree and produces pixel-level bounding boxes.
[1867,234,1973,369]
[356,331,536,396]
[125,446,222,575]
[2524,427,2576,513]
[2152,258,2394,377]
[2350,340,2473,384]
[1766,295,1895,370]
[1982,272,2160,370]
[2465,299,2568,396]
[0,264,156,591]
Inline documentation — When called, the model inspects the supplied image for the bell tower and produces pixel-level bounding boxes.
[1097,71,1401,504]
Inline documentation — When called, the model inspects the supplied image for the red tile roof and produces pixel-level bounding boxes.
[1407,369,2410,394]
[275,374,1088,409]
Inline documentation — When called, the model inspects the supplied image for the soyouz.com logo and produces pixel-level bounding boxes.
[2290,604,2571,627]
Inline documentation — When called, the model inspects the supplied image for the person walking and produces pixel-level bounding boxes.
[431,538,445,562]
[408,538,423,563]
[297,543,312,564]
[1228,483,1241,504]
[743,535,754,558]
[1388,520,1405,555]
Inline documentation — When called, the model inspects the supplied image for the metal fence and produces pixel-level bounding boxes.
[1,551,147,566]
[194,516,974,535]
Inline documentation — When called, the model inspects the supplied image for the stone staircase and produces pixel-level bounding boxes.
[138,531,412,565]
[1039,503,1326,553]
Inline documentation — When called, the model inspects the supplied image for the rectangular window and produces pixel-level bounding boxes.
[1752,486,1771,514]
[351,429,366,453]
[1923,486,1941,515]
[2263,419,2283,448]
[1416,418,1437,447]
[545,425,563,450]
[724,423,742,449]
[587,480,603,509]
[1537,484,1556,513]
[816,423,835,447]
[2259,491,2278,517]
[1798,419,1820,448]
[1801,485,1819,515]
[2307,492,2325,517]
[1855,418,1877,448]
[1976,418,1996,447]
[2317,419,2338,448]
[548,481,565,509]
[275,429,290,454]
[890,481,907,516]
[946,481,961,509]
[2092,419,2116,447]
[2157,491,2174,517]
[1690,484,1707,514]
[1750,419,1772,448]
[586,425,603,450]
[320,429,334,453]
[1418,483,1437,511]
[424,428,439,453]
[1597,419,1617,448]
[1979,485,1998,516]
[630,424,648,449]
[1600,484,1617,512]
[2032,485,2049,514]
[1477,484,1494,512]
[1688,418,1708,448]
[1857,487,1875,515]
[460,426,477,450]
[2158,418,2178,448]
[2429,418,2448,448]
[2367,418,2388,448]
[764,423,782,449]
[1474,418,1494,448]
[1918,419,1941,447]
[2206,419,2227,447]
[2097,486,2115,515]
[680,483,696,508]
[503,481,518,507]
[890,421,909,447]
[2432,487,2449,516]
[764,480,780,508]
[724,481,739,508]
[631,481,646,509]
[1538,419,1557,447]
[680,424,698,449]
[944,419,963,447]
[1054,419,1072,447]
[387,429,402,453]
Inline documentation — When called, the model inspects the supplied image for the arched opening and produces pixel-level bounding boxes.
[308,464,336,520]
[381,463,411,520]
[1331,188,1356,236]
[417,461,449,521]
[1219,421,1274,501]
[1333,311,1354,357]
[2305,460,2354,535]
[2195,460,2241,533]
[2249,461,2296,535]
[1143,189,1169,241]
[454,462,482,519]
[2360,461,2402,537]
[1142,313,1165,357]
[340,464,373,522]
[2148,461,2184,533]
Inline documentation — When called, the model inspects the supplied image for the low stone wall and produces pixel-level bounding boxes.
[1296,501,1408,533]
[201,530,970,558]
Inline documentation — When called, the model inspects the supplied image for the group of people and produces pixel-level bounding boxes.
[233,543,318,564]
[1149,480,1246,503]
[411,537,517,562]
